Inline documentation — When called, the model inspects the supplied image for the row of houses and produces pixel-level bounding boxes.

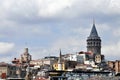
[0,47,119,78]
[0,23,120,79]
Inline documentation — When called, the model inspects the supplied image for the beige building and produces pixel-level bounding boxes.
[53,61,65,71]
[20,48,32,63]
[115,60,120,74]
[108,61,115,71]
[0,62,17,79]
[30,56,58,67]
[108,60,120,74]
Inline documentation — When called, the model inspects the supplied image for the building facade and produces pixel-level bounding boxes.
[108,60,120,75]
[63,52,86,63]
[0,62,17,79]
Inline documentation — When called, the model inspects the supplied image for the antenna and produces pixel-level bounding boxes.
[93,18,95,25]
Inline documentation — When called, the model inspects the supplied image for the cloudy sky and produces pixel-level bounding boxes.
[0,0,120,62]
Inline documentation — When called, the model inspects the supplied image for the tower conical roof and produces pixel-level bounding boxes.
[89,23,99,37]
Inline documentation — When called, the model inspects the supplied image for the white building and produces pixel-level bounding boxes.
[63,52,86,63]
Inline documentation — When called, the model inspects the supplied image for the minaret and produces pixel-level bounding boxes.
[58,49,62,70]
[87,21,101,55]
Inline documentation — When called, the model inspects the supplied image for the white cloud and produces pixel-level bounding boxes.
[113,28,120,37]
[0,42,15,54]
[31,27,52,36]
[102,41,120,60]
[108,0,120,14]
[0,0,120,20]
[35,0,120,18]
[36,0,75,18]
[52,37,86,53]
[0,0,119,62]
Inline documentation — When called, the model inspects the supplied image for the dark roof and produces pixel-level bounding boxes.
[87,23,101,40]
[89,23,99,37]
[44,56,58,59]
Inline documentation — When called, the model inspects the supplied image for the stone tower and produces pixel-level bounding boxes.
[87,22,101,55]
[21,48,32,63]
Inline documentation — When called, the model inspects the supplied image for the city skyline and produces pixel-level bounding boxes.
[0,0,120,62]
